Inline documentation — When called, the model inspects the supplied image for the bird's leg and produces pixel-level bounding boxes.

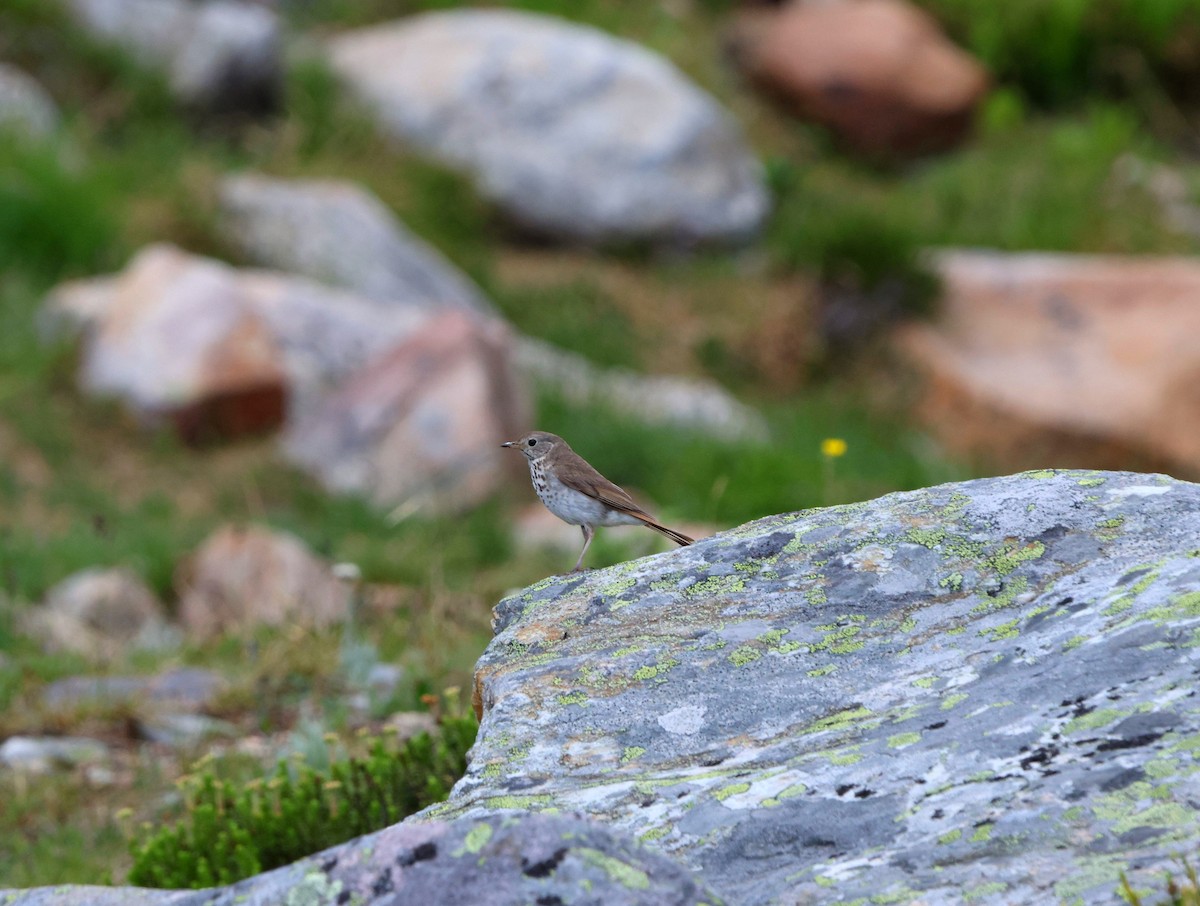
[571,524,594,573]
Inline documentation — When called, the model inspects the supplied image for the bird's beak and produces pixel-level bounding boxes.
[500,441,514,448]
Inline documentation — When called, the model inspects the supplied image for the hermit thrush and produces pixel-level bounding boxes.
[502,431,694,573]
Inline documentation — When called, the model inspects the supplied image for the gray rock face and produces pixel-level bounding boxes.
[0,813,722,905]
[327,9,769,245]
[453,470,1200,904]
[65,0,281,110]
[0,63,59,139]
[217,173,494,315]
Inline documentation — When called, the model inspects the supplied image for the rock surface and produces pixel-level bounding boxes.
[177,524,352,638]
[217,173,493,314]
[284,310,531,516]
[64,0,281,111]
[0,736,109,774]
[731,0,988,156]
[328,9,768,245]
[42,667,227,713]
[515,337,768,441]
[44,244,436,436]
[452,469,1200,904]
[0,63,60,139]
[21,567,174,662]
[0,813,721,905]
[898,249,1200,477]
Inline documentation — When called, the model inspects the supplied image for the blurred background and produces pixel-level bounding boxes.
[2,0,1200,888]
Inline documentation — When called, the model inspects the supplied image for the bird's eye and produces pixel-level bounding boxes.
[527,438,537,446]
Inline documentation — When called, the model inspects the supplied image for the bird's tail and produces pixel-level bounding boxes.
[635,515,694,547]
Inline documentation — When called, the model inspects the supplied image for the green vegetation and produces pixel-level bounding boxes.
[128,710,477,889]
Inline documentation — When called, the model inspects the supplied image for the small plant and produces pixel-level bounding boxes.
[126,696,477,889]
[1121,861,1200,905]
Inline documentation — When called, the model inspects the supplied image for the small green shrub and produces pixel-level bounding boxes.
[917,0,1200,108]
[127,705,478,889]
[1121,860,1200,904]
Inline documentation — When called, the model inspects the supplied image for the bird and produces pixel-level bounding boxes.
[501,431,694,573]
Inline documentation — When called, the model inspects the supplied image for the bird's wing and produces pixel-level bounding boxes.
[558,462,650,517]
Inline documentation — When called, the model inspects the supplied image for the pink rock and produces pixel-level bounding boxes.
[897,250,1200,474]
[44,244,436,442]
[284,310,532,515]
[50,244,287,443]
[732,0,988,156]
[177,524,352,638]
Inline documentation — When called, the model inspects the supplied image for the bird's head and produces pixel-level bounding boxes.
[501,431,565,461]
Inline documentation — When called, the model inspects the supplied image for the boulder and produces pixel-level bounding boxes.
[42,668,227,713]
[327,9,768,245]
[64,0,281,111]
[284,310,531,516]
[515,336,768,441]
[177,524,352,639]
[43,244,436,438]
[0,813,721,905]
[0,63,59,140]
[0,736,109,774]
[898,250,1200,476]
[217,173,494,315]
[731,0,988,156]
[21,567,174,662]
[446,469,1200,904]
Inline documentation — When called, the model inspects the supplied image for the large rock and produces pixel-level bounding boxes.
[731,0,988,156]
[327,9,768,246]
[44,244,435,438]
[21,567,174,662]
[284,310,531,516]
[0,813,721,905]
[515,336,767,441]
[42,667,227,713]
[217,173,494,315]
[898,250,1200,476]
[0,63,59,140]
[176,524,352,639]
[448,470,1200,904]
[65,0,281,111]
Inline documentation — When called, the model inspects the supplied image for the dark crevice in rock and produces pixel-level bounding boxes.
[522,847,568,878]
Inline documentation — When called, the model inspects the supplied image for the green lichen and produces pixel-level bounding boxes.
[1063,707,1125,735]
[906,528,947,549]
[285,872,346,906]
[557,691,589,706]
[632,657,679,682]
[779,783,808,799]
[970,823,994,842]
[912,677,936,688]
[888,732,921,748]
[480,794,556,810]
[809,624,864,655]
[825,749,864,766]
[937,828,962,844]
[1025,469,1057,479]
[988,540,1045,575]
[981,617,1021,641]
[577,848,650,890]
[1062,635,1087,651]
[809,707,874,733]
[964,882,1007,900]
[455,822,494,856]
[807,665,836,677]
[940,573,964,592]
[941,692,968,711]
[714,782,751,801]
[685,574,747,598]
[621,746,646,763]
[638,825,670,843]
[1077,477,1107,487]
[898,617,917,633]
[729,646,762,667]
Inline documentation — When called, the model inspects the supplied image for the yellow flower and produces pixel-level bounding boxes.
[821,438,848,458]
